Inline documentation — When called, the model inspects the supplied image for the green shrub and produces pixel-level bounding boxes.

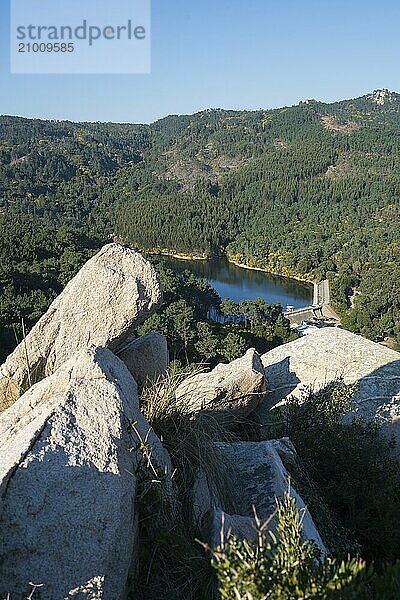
[210,492,400,599]
[268,383,400,565]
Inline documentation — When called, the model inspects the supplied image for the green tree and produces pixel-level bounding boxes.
[221,332,247,362]
[195,322,219,361]
[165,300,196,361]
[220,298,239,322]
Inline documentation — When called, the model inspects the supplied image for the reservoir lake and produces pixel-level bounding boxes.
[161,257,313,309]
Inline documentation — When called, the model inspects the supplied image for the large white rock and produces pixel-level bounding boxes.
[194,438,326,555]
[118,331,169,387]
[0,346,172,600]
[175,348,266,426]
[259,328,400,443]
[0,244,162,410]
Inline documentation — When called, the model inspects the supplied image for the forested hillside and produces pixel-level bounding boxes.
[2,88,400,351]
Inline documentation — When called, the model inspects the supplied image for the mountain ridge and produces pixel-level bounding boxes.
[2,87,400,125]
[1,88,400,351]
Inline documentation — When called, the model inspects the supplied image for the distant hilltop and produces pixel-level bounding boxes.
[299,88,398,108]
[366,88,396,105]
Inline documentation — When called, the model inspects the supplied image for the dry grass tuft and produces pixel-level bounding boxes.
[132,365,239,600]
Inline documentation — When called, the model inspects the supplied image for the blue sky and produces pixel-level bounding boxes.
[1,0,400,123]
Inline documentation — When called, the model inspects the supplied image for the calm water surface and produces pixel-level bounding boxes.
[162,257,312,309]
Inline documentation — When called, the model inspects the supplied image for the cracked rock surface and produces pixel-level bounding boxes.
[193,438,326,555]
[175,348,266,426]
[0,346,171,600]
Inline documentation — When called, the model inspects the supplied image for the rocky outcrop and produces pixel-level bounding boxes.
[175,348,266,426]
[193,438,326,555]
[259,328,400,443]
[118,331,169,387]
[0,346,172,600]
[0,244,162,410]
[0,242,336,596]
[367,89,395,105]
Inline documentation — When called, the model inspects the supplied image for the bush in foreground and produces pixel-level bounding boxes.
[209,493,400,599]
[276,383,400,565]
